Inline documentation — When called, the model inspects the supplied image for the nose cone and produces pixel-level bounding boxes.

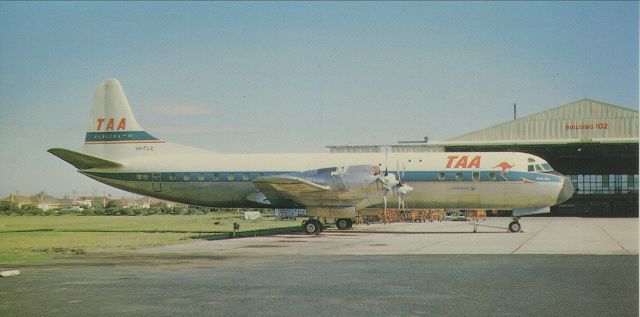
[556,177,575,205]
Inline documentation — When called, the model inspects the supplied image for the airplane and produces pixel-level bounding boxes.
[49,79,574,234]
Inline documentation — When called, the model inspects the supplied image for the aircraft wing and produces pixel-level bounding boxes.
[253,167,375,207]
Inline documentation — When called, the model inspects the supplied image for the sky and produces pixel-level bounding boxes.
[0,1,638,198]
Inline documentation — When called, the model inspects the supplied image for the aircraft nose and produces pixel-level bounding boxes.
[556,176,574,205]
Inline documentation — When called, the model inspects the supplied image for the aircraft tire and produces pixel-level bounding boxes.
[315,222,323,235]
[303,219,321,235]
[508,221,521,233]
[336,218,349,230]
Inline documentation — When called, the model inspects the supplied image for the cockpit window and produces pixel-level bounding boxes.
[534,164,543,172]
[528,165,535,172]
[541,163,553,172]
[528,158,536,163]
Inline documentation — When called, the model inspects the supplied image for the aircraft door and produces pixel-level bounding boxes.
[152,173,162,192]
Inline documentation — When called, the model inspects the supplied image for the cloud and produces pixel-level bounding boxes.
[154,104,213,116]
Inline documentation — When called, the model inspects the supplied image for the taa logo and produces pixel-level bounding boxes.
[446,155,481,168]
[96,118,126,131]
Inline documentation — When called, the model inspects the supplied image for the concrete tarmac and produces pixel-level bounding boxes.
[141,217,639,255]
[1,217,638,316]
[0,255,637,316]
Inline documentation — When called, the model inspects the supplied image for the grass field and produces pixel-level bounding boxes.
[0,214,303,265]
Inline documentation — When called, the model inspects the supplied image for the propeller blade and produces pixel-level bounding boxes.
[383,192,388,211]
[383,144,389,175]
[398,183,414,195]
[396,160,402,184]
[402,162,406,178]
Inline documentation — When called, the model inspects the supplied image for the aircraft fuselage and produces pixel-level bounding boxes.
[79,151,572,211]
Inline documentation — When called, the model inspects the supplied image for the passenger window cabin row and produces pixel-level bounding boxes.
[135,170,512,182]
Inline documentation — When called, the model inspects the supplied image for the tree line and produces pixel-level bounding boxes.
[0,201,210,216]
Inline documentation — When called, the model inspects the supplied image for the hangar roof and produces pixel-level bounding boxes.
[447,99,638,144]
[327,99,638,153]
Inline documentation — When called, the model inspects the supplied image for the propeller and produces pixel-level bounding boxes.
[377,146,414,211]
[381,172,398,211]
[380,145,391,211]
[380,147,397,211]
[395,160,413,210]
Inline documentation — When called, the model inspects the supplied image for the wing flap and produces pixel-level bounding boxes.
[254,176,331,192]
[48,148,122,169]
[253,175,363,207]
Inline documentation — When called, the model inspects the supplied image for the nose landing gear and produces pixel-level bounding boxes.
[508,217,522,233]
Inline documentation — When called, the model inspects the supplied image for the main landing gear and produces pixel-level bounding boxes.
[303,218,353,234]
[302,218,323,235]
[335,218,353,230]
[508,217,522,233]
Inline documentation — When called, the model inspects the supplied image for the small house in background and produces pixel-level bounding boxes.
[1,194,32,208]
[74,197,93,208]
[0,193,71,211]
[131,197,151,209]
[111,197,151,209]
[105,196,187,210]
[242,211,261,220]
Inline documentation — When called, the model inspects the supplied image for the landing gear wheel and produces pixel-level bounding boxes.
[303,219,322,235]
[336,218,350,230]
[508,221,521,233]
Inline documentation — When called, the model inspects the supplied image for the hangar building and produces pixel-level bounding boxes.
[328,99,639,217]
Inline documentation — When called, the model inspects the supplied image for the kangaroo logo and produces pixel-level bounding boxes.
[493,162,515,179]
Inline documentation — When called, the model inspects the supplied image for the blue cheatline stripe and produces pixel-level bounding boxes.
[85,131,159,142]
[82,171,563,183]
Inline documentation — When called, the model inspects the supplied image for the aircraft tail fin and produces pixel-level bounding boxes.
[83,79,165,159]
[48,148,122,170]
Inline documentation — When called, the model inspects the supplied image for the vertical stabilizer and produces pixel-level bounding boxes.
[87,78,145,133]
[83,79,164,159]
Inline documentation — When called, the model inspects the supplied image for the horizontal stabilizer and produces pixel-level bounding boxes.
[48,148,122,170]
